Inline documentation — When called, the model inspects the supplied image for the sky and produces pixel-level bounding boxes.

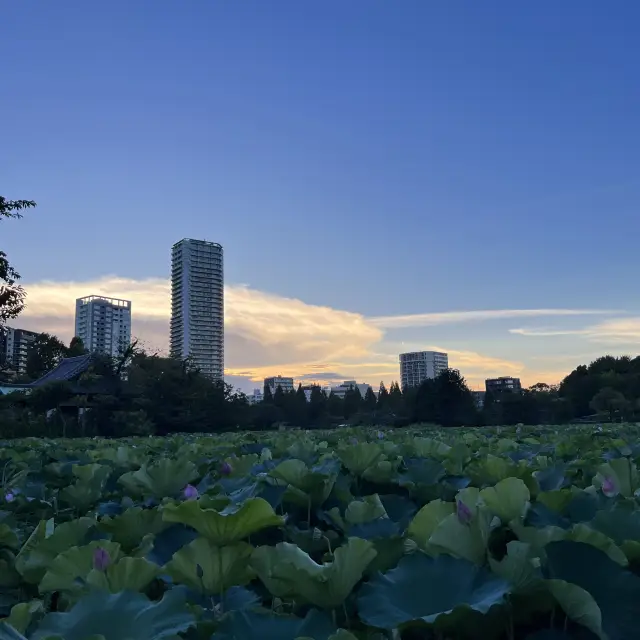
[3,1,640,392]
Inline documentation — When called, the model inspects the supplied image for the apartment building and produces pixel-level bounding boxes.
[329,380,372,399]
[75,296,131,358]
[399,351,449,390]
[170,239,224,381]
[485,377,522,395]
[264,376,295,395]
[0,327,39,375]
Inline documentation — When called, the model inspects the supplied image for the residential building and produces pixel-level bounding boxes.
[247,388,264,404]
[400,351,449,390]
[329,380,372,399]
[0,327,39,375]
[170,239,224,381]
[264,376,295,395]
[485,377,522,395]
[471,390,486,409]
[75,296,131,358]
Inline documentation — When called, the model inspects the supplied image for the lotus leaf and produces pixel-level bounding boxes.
[39,540,123,592]
[118,457,198,499]
[411,437,451,458]
[15,518,96,585]
[211,609,336,640]
[357,553,510,630]
[361,459,399,484]
[85,556,159,592]
[269,459,337,507]
[545,540,640,640]
[338,443,384,476]
[162,497,284,544]
[164,537,254,594]
[252,537,376,608]
[30,589,195,640]
[0,623,28,639]
[99,507,167,551]
[593,458,638,498]
[480,477,530,522]
[429,507,492,564]
[535,466,567,492]
[489,541,542,592]
[407,499,454,550]
[2,600,43,635]
[329,494,387,532]
[0,525,18,550]
[399,457,446,489]
[59,464,112,510]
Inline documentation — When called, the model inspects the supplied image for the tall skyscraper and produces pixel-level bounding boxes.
[170,238,224,380]
[399,350,449,390]
[75,296,132,357]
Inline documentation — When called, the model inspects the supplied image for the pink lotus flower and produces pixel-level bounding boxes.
[601,476,618,497]
[93,547,111,571]
[220,461,233,476]
[183,484,198,500]
[456,500,473,525]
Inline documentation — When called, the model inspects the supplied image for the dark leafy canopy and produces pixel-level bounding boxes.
[0,196,36,325]
[25,333,70,380]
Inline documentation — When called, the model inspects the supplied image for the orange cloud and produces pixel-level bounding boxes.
[15,275,584,390]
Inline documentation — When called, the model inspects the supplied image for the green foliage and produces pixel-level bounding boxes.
[357,553,510,630]
[0,196,35,325]
[4,424,640,638]
[162,497,284,544]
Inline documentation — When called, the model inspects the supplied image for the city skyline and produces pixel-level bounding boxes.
[4,3,640,392]
[7,274,629,393]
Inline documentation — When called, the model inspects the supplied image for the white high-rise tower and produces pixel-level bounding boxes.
[170,238,224,380]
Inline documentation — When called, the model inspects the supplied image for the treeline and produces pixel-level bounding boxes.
[3,339,639,438]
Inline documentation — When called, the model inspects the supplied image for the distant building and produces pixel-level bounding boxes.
[247,388,264,404]
[471,390,486,409]
[264,376,295,395]
[75,296,131,358]
[485,377,522,395]
[170,238,224,381]
[0,327,39,375]
[329,380,372,399]
[400,351,449,390]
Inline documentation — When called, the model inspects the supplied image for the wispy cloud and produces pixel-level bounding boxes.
[371,308,621,329]
[511,318,640,346]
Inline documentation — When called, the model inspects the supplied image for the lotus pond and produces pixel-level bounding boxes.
[1,424,640,639]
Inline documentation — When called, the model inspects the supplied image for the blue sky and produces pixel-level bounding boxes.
[3,2,640,391]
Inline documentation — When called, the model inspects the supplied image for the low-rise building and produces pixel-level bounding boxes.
[329,380,372,399]
[264,376,295,395]
[485,377,522,395]
[471,390,486,409]
[247,388,264,404]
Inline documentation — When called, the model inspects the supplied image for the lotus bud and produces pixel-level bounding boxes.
[93,547,111,571]
[220,461,233,476]
[4,492,14,503]
[456,500,473,525]
[183,484,198,500]
[601,476,618,497]
[377,431,384,439]
[350,437,358,445]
